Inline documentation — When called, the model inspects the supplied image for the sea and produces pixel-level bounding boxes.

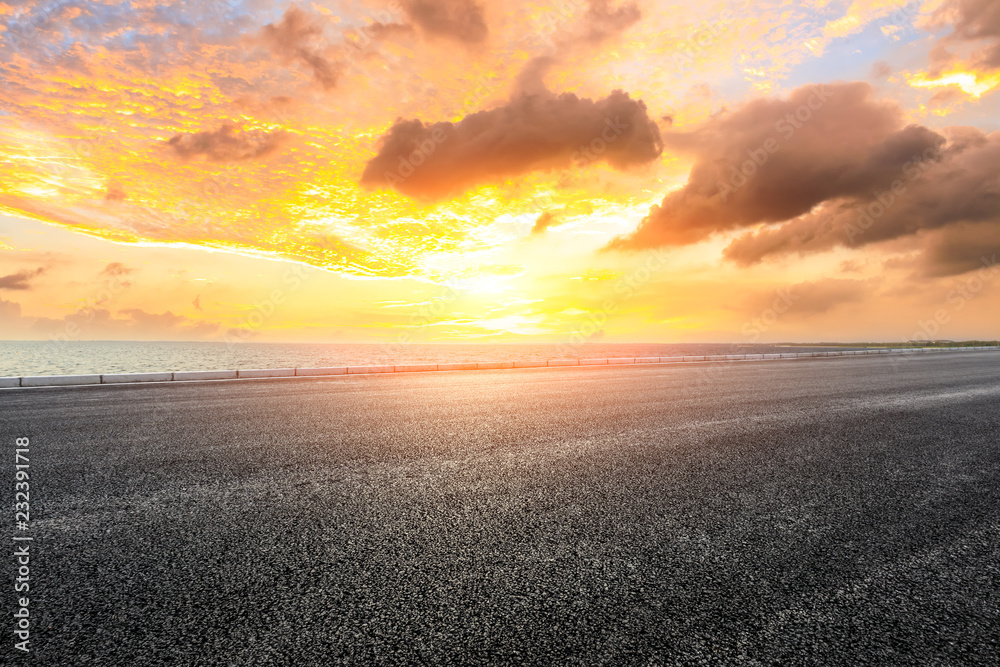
[0,341,870,377]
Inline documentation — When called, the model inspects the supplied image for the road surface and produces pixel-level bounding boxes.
[2,353,999,664]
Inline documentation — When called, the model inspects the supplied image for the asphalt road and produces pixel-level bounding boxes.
[2,353,999,665]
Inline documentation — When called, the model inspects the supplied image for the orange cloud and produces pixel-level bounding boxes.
[361,83,663,199]
[610,81,1000,278]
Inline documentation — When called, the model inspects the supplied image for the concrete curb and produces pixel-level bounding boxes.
[437,363,477,371]
[296,367,347,376]
[477,362,513,370]
[173,370,238,382]
[3,346,998,389]
[237,369,295,379]
[395,364,437,373]
[102,372,173,384]
[20,374,102,387]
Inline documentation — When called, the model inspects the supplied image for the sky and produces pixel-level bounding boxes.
[1,0,999,344]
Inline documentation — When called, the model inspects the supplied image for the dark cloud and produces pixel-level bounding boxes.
[0,267,45,291]
[607,81,1000,277]
[361,87,662,199]
[580,0,641,45]
[261,6,341,89]
[916,223,1000,278]
[949,0,1000,54]
[167,123,284,161]
[930,0,1000,73]
[401,0,488,45]
[722,126,1000,276]
[610,83,946,248]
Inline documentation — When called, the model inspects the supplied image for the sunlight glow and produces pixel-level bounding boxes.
[908,70,1000,99]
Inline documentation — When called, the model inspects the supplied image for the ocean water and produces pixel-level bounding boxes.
[0,341,870,377]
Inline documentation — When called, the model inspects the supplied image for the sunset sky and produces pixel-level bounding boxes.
[1,0,999,344]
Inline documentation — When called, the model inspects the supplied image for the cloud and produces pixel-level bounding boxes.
[118,308,186,328]
[30,307,220,341]
[916,222,1000,278]
[773,279,869,316]
[401,0,488,45]
[99,262,133,278]
[928,87,968,108]
[610,82,947,248]
[0,297,218,342]
[0,298,21,321]
[930,0,1000,72]
[532,211,561,234]
[605,81,1000,277]
[870,60,892,79]
[343,1,486,49]
[364,22,415,39]
[98,262,133,288]
[261,5,341,89]
[0,267,45,290]
[740,279,871,342]
[721,125,1000,276]
[361,86,662,199]
[579,0,641,45]
[167,124,285,161]
[541,0,640,52]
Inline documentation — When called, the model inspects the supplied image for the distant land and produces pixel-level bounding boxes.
[780,340,1000,348]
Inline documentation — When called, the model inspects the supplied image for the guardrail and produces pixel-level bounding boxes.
[1,346,997,389]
